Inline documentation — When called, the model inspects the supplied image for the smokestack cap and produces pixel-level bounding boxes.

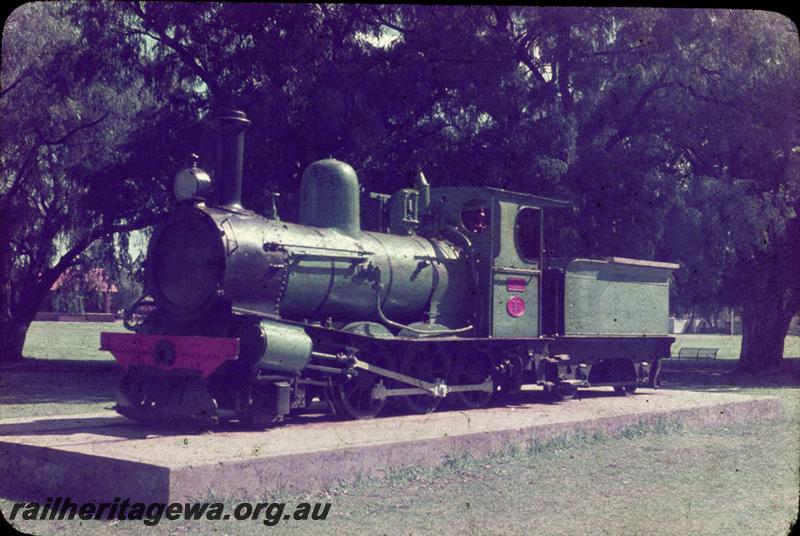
[215,110,251,132]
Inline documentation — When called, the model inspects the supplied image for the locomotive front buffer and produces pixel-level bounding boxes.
[101,110,678,427]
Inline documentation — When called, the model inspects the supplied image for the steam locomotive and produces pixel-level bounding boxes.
[101,110,678,426]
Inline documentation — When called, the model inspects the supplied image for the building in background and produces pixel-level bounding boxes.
[671,309,800,336]
[39,267,118,317]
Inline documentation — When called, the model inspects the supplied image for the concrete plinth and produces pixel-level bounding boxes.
[0,388,782,502]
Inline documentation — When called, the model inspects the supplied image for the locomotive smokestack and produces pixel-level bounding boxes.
[214,109,251,211]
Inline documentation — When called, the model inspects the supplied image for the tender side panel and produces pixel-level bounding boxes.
[563,258,676,336]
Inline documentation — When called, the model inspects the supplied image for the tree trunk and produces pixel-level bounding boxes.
[0,212,21,362]
[0,274,56,363]
[738,203,800,373]
[738,292,792,373]
[0,317,29,362]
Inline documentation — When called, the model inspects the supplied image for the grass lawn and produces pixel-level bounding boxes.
[22,321,126,361]
[3,322,799,535]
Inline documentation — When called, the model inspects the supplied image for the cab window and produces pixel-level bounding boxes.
[515,207,541,262]
[460,199,490,234]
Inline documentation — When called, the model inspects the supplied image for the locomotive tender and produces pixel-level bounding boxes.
[101,110,678,426]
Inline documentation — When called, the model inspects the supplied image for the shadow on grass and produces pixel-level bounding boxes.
[0,358,122,406]
[660,357,800,390]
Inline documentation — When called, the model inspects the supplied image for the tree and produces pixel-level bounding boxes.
[56,6,800,371]
[649,10,800,370]
[3,4,797,373]
[0,3,166,361]
[477,8,799,370]
[389,8,799,370]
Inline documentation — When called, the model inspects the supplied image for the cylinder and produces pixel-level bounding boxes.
[214,109,251,211]
[238,320,313,374]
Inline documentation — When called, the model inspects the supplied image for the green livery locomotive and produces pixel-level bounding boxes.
[101,110,677,426]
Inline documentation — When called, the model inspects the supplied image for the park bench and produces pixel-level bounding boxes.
[676,347,719,359]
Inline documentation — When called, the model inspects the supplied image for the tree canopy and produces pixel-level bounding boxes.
[1,2,163,358]
[2,4,798,370]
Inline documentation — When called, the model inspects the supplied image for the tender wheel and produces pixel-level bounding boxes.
[450,347,494,409]
[548,382,578,402]
[613,384,638,396]
[329,351,388,420]
[397,347,450,415]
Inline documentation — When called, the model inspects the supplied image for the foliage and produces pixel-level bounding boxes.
[2,4,798,369]
[0,3,165,359]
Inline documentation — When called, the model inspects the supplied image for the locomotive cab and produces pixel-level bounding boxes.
[425,187,570,338]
